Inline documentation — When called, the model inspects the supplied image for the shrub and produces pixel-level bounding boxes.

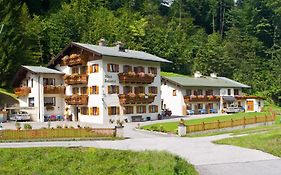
[70,126,74,129]
[150,125,157,131]
[23,123,32,130]
[159,125,164,132]
[64,125,68,129]
[56,125,62,129]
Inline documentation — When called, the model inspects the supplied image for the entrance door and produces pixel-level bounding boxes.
[247,101,254,111]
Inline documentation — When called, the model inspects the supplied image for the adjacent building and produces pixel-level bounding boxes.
[161,72,264,116]
[13,41,171,123]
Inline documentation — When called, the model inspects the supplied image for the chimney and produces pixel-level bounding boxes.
[210,73,218,78]
[116,41,125,52]
[194,71,202,78]
[98,38,106,46]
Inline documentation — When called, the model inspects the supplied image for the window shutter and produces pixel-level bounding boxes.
[95,64,99,72]
[116,86,119,94]
[89,87,92,94]
[96,86,99,94]
[107,64,110,72]
[156,105,158,112]
[107,86,110,94]
[89,65,93,73]
[117,107,120,115]
[97,107,99,115]
[116,64,119,72]
[86,87,89,94]
[149,106,152,113]
[108,107,111,115]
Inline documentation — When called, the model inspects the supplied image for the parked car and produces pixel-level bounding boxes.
[161,109,172,117]
[10,111,31,121]
[225,106,243,114]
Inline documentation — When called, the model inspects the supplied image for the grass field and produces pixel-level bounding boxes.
[141,112,272,133]
[214,125,281,158]
[0,147,198,175]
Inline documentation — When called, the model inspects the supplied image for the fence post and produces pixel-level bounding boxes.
[231,119,233,127]
[254,116,257,123]
[202,122,205,131]
[217,120,220,129]
[243,117,246,128]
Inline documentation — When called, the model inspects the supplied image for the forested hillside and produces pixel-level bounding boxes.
[0,0,280,105]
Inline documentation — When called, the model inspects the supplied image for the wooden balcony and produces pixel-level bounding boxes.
[184,95,220,103]
[235,95,265,100]
[64,74,88,85]
[44,85,65,94]
[62,54,87,67]
[65,95,88,105]
[118,93,156,105]
[118,72,155,84]
[14,87,31,97]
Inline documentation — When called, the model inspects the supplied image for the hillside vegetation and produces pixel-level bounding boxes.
[0,0,280,105]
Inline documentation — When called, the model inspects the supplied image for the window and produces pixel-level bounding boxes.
[134,86,145,94]
[90,86,99,94]
[173,89,177,96]
[193,89,203,96]
[81,66,88,74]
[107,64,119,72]
[149,105,158,113]
[124,106,134,114]
[134,66,145,73]
[108,85,119,94]
[28,97,34,107]
[148,67,157,75]
[108,106,120,115]
[228,89,231,95]
[44,97,56,106]
[80,107,88,115]
[123,65,132,73]
[91,64,99,73]
[43,78,55,86]
[234,89,239,96]
[81,87,88,95]
[123,86,132,94]
[208,103,214,109]
[197,103,203,109]
[186,89,192,96]
[149,86,158,94]
[137,105,146,114]
[89,107,99,115]
[206,90,213,96]
[72,66,79,74]
[72,87,79,95]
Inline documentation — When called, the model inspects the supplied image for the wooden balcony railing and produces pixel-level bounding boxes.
[118,72,155,84]
[118,93,156,105]
[65,95,88,105]
[14,87,31,97]
[184,95,220,103]
[62,54,87,66]
[44,85,65,94]
[235,95,265,100]
[64,74,88,85]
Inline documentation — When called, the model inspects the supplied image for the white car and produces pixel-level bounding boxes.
[10,111,31,121]
[225,106,244,114]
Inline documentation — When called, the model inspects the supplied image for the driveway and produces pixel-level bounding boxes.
[0,121,280,175]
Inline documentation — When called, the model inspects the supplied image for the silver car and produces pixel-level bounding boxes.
[225,106,241,114]
[10,111,31,121]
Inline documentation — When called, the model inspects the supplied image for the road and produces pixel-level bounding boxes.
[0,120,280,175]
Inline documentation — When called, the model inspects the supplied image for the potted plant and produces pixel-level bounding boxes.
[138,93,145,98]
[128,92,136,98]
[137,72,145,78]
[128,71,136,76]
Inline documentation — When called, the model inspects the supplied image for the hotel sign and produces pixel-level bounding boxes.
[104,74,116,83]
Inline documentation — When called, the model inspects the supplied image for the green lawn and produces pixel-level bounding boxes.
[141,112,272,133]
[214,125,281,158]
[0,147,198,175]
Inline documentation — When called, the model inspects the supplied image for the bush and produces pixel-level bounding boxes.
[23,124,32,130]
[56,125,62,129]
[64,125,68,129]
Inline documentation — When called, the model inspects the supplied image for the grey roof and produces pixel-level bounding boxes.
[163,76,250,88]
[72,42,172,63]
[22,66,64,74]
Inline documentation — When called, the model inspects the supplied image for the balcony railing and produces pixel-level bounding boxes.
[62,54,87,66]
[118,72,155,84]
[184,95,220,103]
[65,95,88,105]
[64,74,88,85]
[44,85,65,94]
[118,93,156,105]
[235,95,265,100]
[14,87,31,97]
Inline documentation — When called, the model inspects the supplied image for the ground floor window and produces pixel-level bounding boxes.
[80,107,88,115]
[28,97,34,107]
[108,106,120,115]
[89,107,99,115]
[149,105,158,113]
[124,106,134,114]
[44,97,56,106]
[137,105,146,114]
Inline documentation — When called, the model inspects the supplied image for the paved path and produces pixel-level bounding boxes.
[0,122,281,175]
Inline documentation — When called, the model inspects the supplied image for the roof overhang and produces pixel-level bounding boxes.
[222,96,236,103]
